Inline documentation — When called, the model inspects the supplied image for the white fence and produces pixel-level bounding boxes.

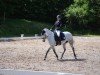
[0,34,42,41]
[0,69,83,75]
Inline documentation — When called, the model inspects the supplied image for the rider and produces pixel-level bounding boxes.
[51,15,65,45]
[54,15,62,30]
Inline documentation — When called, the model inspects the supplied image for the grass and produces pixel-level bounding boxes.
[0,19,51,37]
[0,19,99,37]
[63,26,100,37]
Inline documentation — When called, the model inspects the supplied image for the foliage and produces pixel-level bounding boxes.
[0,0,100,36]
[64,0,100,32]
[64,0,90,29]
[88,0,100,29]
[0,0,72,22]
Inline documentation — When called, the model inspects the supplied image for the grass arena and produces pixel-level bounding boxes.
[0,36,100,75]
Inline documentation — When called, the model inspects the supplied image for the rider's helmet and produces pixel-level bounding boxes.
[56,15,61,20]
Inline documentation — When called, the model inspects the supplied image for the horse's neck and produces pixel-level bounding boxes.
[46,30,55,45]
[46,30,54,37]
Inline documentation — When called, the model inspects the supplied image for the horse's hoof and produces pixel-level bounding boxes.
[57,58,59,60]
[60,57,63,59]
[56,58,58,60]
[44,58,46,60]
[75,57,77,60]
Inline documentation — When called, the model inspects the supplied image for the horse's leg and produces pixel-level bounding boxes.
[52,46,58,60]
[69,40,77,59]
[44,47,51,60]
[61,43,66,59]
[72,47,77,59]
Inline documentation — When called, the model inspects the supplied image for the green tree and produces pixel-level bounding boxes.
[0,0,18,22]
[64,0,89,29]
[88,0,100,31]
[0,0,72,22]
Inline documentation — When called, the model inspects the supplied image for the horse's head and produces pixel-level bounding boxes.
[41,28,48,42]
[41,28,53,42]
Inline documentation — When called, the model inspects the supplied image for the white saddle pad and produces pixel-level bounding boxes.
[55,30,60,37]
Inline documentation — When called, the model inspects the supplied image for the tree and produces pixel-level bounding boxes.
[0,0,18,22]
[64,0,90,29]
[0,0,72,22]
[88,0,100,30]
[64,0,100,32]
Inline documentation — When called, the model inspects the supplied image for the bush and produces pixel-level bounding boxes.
[64,0,89,29]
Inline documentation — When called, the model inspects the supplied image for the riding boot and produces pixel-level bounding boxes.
[60,32,65,40]
[58,40,61,45]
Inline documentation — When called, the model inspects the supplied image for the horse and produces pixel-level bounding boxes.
[41,28,77,60]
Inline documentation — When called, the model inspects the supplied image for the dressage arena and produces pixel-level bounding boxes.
[0,36,100,75]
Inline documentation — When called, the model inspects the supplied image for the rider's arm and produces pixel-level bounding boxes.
[50,24,54,30]
[59,20,63,27]
[50,21,56,30]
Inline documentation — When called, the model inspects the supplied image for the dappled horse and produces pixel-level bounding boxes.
[41,28,77,60]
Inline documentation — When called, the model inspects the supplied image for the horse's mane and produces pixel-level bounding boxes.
[44,28,49,31]
[44,28,51,32]
[43,28,54,36]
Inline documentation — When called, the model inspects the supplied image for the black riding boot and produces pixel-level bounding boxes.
[60,32,65,40]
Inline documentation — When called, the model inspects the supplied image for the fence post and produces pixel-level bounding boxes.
[21,34,24,39]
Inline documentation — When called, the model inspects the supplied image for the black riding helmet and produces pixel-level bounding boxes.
[56,15,61,20]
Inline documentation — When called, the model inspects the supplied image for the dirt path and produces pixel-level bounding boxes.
[0,36,100,75]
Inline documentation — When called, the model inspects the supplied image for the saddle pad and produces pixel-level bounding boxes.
[55,30,60,37]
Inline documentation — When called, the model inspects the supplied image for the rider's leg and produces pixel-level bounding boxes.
[54,31,58,46]
[60,32,65,40]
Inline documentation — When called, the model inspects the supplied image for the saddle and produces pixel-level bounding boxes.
[54,30,65,46]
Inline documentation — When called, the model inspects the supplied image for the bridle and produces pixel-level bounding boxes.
[41,30,47,42]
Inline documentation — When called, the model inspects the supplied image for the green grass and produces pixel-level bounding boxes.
[63,26,100,36]
[0,19,99,37]
[0,19,51,37]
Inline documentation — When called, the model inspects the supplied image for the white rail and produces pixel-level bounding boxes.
[0,69,83,75]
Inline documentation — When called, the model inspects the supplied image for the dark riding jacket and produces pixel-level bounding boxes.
[52,20,62,30]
